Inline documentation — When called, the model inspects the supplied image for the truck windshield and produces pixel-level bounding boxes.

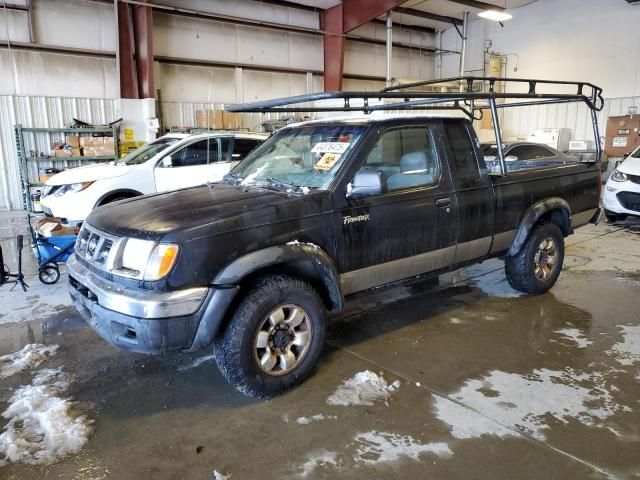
[227,125,367,191]
[117,137,180,165]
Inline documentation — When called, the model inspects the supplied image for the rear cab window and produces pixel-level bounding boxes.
[444,122,482,183]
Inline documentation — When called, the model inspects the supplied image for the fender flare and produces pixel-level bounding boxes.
[507,197,571,256]
[214,242,344,311]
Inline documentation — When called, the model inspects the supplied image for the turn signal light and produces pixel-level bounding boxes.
[144,244,180,281]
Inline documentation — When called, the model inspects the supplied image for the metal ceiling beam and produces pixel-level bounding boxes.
[371,18,436,35]
[395,7,463,26]
[445,0,505,11]
[0,3,28,11]
[342,0,407,32]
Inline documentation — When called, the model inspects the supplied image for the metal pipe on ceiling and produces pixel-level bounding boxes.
[459,11,469,80]
[386,11,392,87]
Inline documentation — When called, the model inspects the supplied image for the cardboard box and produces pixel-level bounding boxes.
[53,149,72,158]
[39,173,55,184]
[92,137,104,145]
[222,111,240,129]
[103,136,115,147]
[196,110,224,129]
[82,147,97,157]
[79,136,95,148]
[65,135,80,147]
[37,217,77,237]
[605,115,640,157]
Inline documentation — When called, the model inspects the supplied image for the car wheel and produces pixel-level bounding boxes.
[214,274,326,398]
[604,210,626,222]
[505,222,564,295]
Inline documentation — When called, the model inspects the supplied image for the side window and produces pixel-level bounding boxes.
[530,146,554,158]
[232,139,261,161]
[444,122,480,181]
[363,128,440,192]
[217,137,230,163]
[508,146,528,160]
[171,139,215,167]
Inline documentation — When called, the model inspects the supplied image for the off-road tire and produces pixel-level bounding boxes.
[505,222,564,295]
[214,274,326,398]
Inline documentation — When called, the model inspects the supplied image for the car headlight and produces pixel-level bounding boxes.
[611,170,628,182]
[118,238,179,281]
[53,181,94,196]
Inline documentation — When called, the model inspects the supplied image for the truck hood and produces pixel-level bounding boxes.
[86,183,331,242]
[617,157,640,175]
[46,163,134,185]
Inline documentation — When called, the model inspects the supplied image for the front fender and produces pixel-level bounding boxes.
[508,197,571,256]
[213,243,344,311]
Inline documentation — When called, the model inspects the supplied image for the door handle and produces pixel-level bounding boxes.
[435,197,451,208]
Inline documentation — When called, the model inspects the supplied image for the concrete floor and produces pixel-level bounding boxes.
[1,215,639,479]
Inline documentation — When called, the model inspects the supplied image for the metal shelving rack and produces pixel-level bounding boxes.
[15,124,120,212]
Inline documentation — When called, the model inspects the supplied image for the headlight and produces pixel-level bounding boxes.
[611,170,628,182]
[118,238,179,281]
[53,181,94,196]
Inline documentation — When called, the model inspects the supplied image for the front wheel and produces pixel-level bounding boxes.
[505,223,564,295]
[214,275,326,398]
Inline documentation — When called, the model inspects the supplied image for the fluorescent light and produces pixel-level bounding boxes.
[478,9,513,21]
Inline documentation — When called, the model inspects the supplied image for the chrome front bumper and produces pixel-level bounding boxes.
[67,254,207,319]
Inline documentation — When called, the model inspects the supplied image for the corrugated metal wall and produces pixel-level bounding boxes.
[0,96,119,211]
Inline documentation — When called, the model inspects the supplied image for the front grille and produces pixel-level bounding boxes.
[617,191,640,212]
[627,173,640,185]
[75,224,122,272]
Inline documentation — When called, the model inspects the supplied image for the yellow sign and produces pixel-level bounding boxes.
[124,128,135,141]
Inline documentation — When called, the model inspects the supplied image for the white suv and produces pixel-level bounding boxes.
[603,146,640,221]
[40,132,267,222]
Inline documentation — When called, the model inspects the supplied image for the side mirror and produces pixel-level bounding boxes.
[347,169,386,198]
[505,155,518,162]
[161,155,173,168]
[623,153,630,159]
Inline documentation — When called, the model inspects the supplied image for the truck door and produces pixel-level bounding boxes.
[335,125,459,295]
[442,120,495,265]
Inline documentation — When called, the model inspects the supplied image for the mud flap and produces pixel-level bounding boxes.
[590,207,603,225]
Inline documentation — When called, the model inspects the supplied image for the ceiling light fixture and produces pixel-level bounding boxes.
[478,9,513,21]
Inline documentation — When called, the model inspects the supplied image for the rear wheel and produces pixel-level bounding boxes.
[505,223,564,295]
[214,275,326,398]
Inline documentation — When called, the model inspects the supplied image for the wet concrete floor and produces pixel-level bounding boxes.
[0,221,639,479]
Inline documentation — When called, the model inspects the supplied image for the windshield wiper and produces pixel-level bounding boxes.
[223,172,244,184]
[264,177,304,193]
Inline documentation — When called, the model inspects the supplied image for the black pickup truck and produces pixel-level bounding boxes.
[67,112,601,397]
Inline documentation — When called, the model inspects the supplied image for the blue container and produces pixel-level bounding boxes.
[32,234,76,263]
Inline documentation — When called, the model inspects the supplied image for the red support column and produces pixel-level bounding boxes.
[321,4,345,92]
[132,3,155,99]
[118,2,138,99]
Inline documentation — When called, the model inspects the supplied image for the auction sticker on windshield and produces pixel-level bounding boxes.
[311,142,351,154]
[315,153,341,171]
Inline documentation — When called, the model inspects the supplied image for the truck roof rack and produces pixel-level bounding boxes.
[226,76,605,175]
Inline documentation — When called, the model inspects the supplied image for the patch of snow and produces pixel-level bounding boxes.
[240,165,266,186]
[415,382,421,387]
[433,368,629,441]
[299,449,338,477]
[296,414,337,425]
[212,470,231,480]
[353,431,452,465]
[300,186,310,195]
[327,371,398,406]
[0,368,93,466]
[449,317,463,324]
[282,414,289,424]
[0,344,59,379]
[608,325,640,366]
[555,328,593,349]
[176,353,216,372]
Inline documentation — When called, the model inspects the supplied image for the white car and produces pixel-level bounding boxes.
[603,147,640,221]
[40,132,267,222]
